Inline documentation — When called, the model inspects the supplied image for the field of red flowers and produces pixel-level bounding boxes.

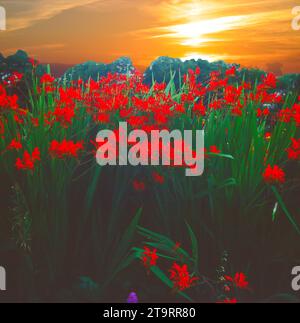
[0,61,300,302]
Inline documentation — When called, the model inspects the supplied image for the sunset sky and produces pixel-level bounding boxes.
[0,0,300,73]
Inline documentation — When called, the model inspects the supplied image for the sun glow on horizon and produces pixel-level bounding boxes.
[180,52,227,62]
[153,15,251,47]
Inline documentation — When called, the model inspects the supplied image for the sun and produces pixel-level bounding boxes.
[159,15,248,47]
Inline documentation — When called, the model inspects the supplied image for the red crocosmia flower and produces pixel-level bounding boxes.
[225,66,236,77]
[119,108,133,119]
[49,139,84,159]
[195,66,201,75]
[224,272,249,289]
[7,138,22,151]
[28,57,38,66]
[263,165,285,184]
[265,132,272,141]
[262,73,277,88]
[152,171,165,184]
[94,113,110,124]
[154,83,166,92]
[209,99,223,110]
[15,148,40,171]
[193,102,206,116]
[231,105,243,116]
[45,85,55,93]
[262,108,270,116]
[169,263,199,291]
[141,247,158,269]
[204,146,221,158]
[13,71,23,80]
[31,118,39,127]
[53,106,75,128]
[154,112,168,125]
[128,116,148,128]
[32,147,41,162]
[8,72,23,85]
[174,103,185,114]
[88,79,100,92]
[133,180,146,192]
[210,145,221,154]
[14,114,24,124]
[181,93,194,104]
[40,74,55,84]
[287,138,300,160]
[257,108,270,118]
[278,108,292,123]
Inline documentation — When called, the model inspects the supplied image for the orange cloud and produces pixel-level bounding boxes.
[0,0,299,73]
[1,0,100,31]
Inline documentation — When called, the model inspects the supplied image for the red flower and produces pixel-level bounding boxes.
[28,57,38,66]
[7,72,23,85]
[263,165,285,184]
[209,99,223,110]
[32,147,41,161]
[278,108,293,123]
[231,105,243,116]
[49,139,84,159]
[154,83,166,92]
[120,108,133,119]
[154,112,168,125]
[31,118,39,127]
[7,138,22,151]
[133,180,146,192]
[265,132,272,141]
[225,66,236,77]
[128,116,148,128]
[40,74,55,84]
[193,102,206,116]
[210,145,221,154]
[262,73,277,88]
[169,263,199,291]
[141,247,158,269]
[88,79,100,92]
[152,171,165,184]
[287,138,300,160]
[225,272,249,289]
[53,106,75,128]
[15,148,40,171]
[257,108,270,118]
[14,114,25,124]
[94,113,110,124]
